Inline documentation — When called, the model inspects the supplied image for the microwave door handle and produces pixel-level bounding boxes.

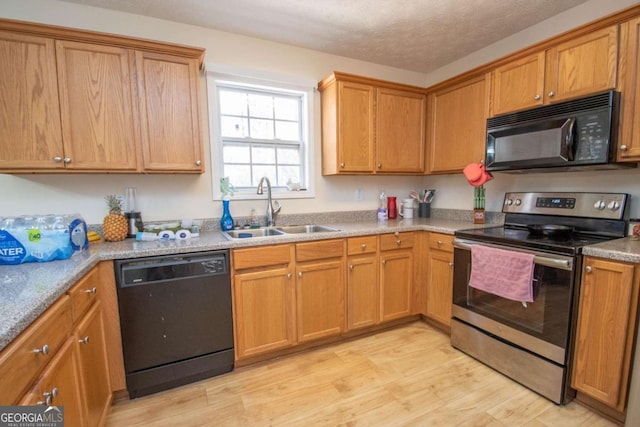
[562,118,576,161]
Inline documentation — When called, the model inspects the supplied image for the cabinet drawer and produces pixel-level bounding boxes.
[347,236,378,255]
[233,245,291,270]
[68,266,99,323]
[296,239,344,262]
[0,295,72,404]
[429,233,454,253]
[380,232,415,251]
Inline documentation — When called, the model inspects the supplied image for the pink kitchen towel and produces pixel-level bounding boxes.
[469,244,535,303]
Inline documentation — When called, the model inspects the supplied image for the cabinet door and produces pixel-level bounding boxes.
[426,73,490,173]
[20,338,86,427]
[56,41,138,171]
[491,52,545,115]
[425,249,454,327]
[296,260,345,342]
[0,31,63,170]
[545,25,618,103]
[376,87,426,173]
[337,81,375,172]
[136,51,203,172]
[347,254,379,330]
[75,303,111,427]
[572,258,638,411]
[379,250,413,322]
[618,17,640,161]
[233,268,295,359]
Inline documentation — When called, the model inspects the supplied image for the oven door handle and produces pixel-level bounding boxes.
[453,238,573,271]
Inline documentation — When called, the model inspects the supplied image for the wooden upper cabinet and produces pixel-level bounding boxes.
[56,41,138,171]
[136,51,203,172]
[618,16,640,161]
[319,72,425,175]
[492,52,545,116]
[376,88,426,173]
[545,25,618,103]
[426,73,490,173]
[0,31,64,170]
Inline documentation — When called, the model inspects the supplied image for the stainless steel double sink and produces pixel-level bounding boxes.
[222,224,340,240]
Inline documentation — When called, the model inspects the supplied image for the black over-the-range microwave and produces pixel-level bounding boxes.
[484,91,635,172]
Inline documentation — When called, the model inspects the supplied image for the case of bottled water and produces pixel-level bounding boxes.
[0,214,88,265]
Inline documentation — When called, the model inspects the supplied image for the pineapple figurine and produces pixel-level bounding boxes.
[102,195,128,242]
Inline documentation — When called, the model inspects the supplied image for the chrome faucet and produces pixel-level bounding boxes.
[257,177,281,226]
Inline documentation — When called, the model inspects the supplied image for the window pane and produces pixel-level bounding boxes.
[278,166,301,187]
[277,147,300,164]
[275,121,300,141]
[250,119,274,140]
[223,165,251,187]
[248,93,273,118]
[252,146,276,164]
[274,97,299,121]
[223,145,250,163]
[219,90,247,116]
[220,116,248,137]
[252,166,277,186]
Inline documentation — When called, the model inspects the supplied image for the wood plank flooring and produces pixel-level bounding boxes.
[106,322,617,426]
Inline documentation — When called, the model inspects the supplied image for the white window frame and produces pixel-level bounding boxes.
[205,64,315,201]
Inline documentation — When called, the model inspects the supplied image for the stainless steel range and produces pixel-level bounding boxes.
[451,192,629,404]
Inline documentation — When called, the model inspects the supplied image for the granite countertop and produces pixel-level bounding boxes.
[1,215,637,353]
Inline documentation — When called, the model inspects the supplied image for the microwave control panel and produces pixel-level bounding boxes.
[574,111,610,161]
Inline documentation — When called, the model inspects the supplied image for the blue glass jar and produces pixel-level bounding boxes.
[220,200,234,231]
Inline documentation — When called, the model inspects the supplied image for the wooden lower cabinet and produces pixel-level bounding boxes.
[75,303,111,427]
[296,260,345,342]
[379,249,413,322]
[347,254,379,330]
[424,233,455,328]
[20,338,87,427]
[233,267,296,359]
[572,257,640,414]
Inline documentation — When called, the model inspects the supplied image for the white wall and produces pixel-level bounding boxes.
[1,0,640,223]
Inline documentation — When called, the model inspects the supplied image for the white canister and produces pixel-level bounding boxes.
[399,199,415,219]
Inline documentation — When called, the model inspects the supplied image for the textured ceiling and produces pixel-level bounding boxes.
[58,0,590,73]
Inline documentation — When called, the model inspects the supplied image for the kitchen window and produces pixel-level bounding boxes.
[206,67,314,200]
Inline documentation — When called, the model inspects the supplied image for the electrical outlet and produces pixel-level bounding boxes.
[355,188,364,201]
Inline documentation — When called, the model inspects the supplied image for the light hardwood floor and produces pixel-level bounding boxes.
[106,322,617,426]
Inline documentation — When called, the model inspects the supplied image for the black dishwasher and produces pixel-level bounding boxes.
[114,250,233,398]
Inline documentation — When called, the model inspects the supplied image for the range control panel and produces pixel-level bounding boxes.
[503,192,628,220]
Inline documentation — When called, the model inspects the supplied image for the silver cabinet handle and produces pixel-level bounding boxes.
[63,157,71,164]
[396,240,401,245]
[585,266,592,273]
[534,94,541,100]
[287,273,292,279]
[33,344,49,355]
[381,259,386,265]
[84,287,97,294]
[195,160,202,166]
[340,163,345,168]
[298,272,302,278]
[349,264,354,271]
[38,387,58,406]
[547,91,555,97]
[394,231,400,237]
[620,145,628,152]
[78,336,90,344]
[361,243,366,249]
[53,156,62,163]
[437,240,443,245]
[377,163,382,169]
[448,262,454,267]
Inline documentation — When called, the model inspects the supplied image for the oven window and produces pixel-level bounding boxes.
[453,248,575,348]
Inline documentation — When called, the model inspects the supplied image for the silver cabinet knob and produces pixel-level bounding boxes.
[84,287,97,294]
[195,160,201,166]
[547,91,555,97]
[377,164,382,169]
[361,243,366,250]
[53,156,62,163]
[448,262,454,268]
[287,273,292,279]
[620,145,628,152]
[534,94,541,100]
[349,264,354,271]
[396,240,401,245]
[78,336,90,344]
[585,266,592,273]
[63,157,71,164]
[340,163,345,168]
[38,387,59,406]
[33,344,49,355]
[437,240,443,245]
[298,272,302,278]
[381,259,387,265]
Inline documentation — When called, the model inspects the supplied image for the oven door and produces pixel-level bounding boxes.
[452,238,577,365]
